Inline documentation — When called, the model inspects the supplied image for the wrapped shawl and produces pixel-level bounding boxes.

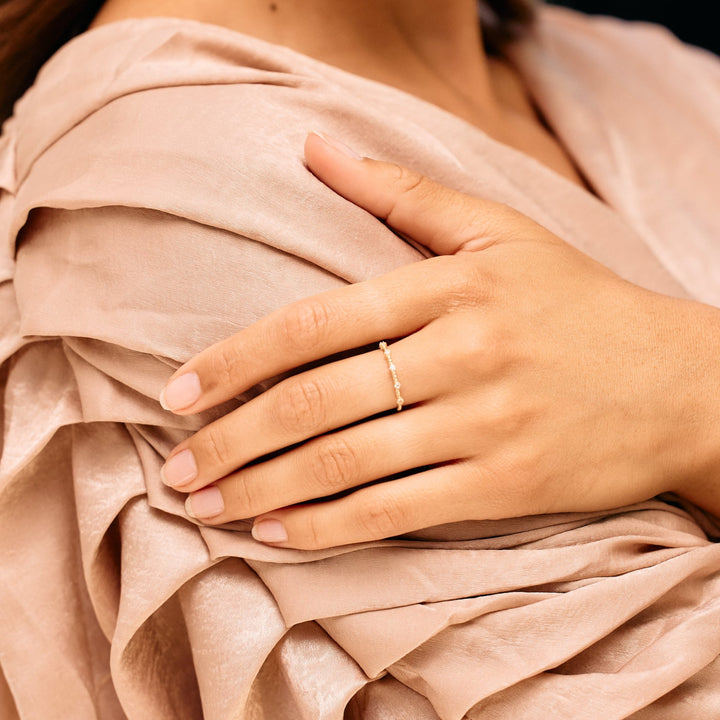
[1,6,720,719]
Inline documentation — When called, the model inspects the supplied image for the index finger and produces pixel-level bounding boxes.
[159,254,468,413]
[159,133,539,415]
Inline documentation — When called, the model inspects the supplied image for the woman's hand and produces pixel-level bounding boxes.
[158,133,720,549]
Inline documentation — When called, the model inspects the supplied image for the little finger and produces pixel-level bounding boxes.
[248,461,497,549]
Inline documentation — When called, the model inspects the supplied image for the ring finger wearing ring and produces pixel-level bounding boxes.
[379,340,405,412]
[169,326,451,505]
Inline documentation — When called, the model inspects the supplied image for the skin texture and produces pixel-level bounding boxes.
[157,133,720,550]
[91,1,720,546]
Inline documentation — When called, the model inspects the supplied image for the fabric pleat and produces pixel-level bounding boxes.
[1,6,719,718]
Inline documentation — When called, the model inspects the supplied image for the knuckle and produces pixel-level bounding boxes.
[451,257,492,307]
[385,166,434,221]
[308,437,359,493]
[438,312,493,365]
[274,377,327,434]
[209,342,243,391]
[394,164,427,195]
[427,255,494,314]
[224,474,260,517]
[279,299,334,353]
[483,203,524,241]
[199,423,233,468]
[453,201,532,253]
[298,511,327,550]
[458,205,502,252]
[357,493,408,539]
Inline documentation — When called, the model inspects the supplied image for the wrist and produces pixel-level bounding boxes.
[664,298,720,517]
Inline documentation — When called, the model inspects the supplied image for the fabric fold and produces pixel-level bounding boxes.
[1,6,719,719]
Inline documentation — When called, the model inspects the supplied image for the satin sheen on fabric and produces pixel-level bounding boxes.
[1,6,720,719]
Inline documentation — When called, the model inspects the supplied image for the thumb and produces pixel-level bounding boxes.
[304,131,541,255]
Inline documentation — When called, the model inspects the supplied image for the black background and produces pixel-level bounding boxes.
[547,1,719,55]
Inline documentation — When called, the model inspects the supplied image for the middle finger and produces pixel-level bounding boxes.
[161,333,439,492]
[185,401,468,523]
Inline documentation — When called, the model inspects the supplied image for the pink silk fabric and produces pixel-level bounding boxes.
[2,6,720,719]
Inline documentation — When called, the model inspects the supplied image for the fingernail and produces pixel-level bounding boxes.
[160,373,201,411]
[185,487,224,520]
[252,519,288,543]
[161,449,198,488]
[313,132,362,160]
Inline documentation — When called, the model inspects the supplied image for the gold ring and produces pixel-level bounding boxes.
[379,341,404,412]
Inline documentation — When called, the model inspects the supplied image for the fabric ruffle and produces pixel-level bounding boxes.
[1,7,719,718]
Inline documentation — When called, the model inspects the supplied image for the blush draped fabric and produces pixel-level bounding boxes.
[2,7,720,719]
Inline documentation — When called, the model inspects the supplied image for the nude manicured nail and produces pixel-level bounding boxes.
[185,487,224,520]
[160,373,202,411]
[161,449,197,488]
[252,520,288,544]
[313,132,362,160]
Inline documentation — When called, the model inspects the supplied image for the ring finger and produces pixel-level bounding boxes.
[161,329,443,492]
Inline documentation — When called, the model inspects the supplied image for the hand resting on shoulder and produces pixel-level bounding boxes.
[158,131,720,550]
